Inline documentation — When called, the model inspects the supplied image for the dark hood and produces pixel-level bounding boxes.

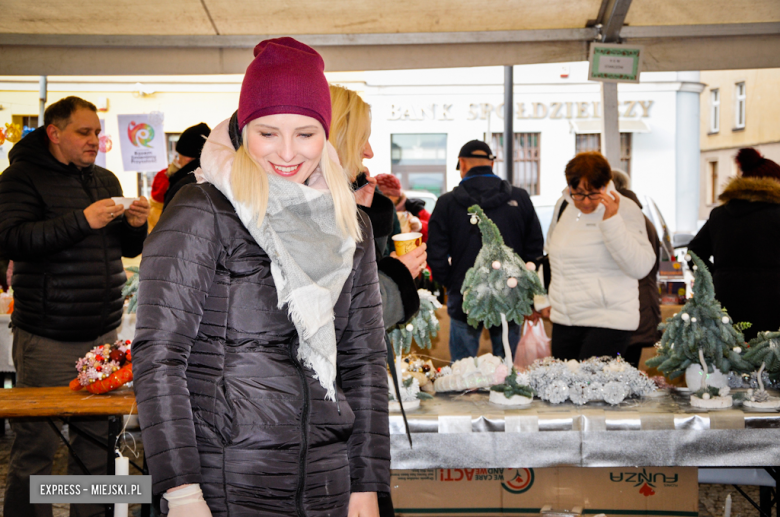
[719,176,780,218]
[9,126,93,177]
[452,166,511,209]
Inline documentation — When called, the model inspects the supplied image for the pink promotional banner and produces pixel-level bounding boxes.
[117,114,166,172]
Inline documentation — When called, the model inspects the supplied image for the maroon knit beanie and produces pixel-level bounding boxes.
[736,148,780,181]
[238,37,331,138]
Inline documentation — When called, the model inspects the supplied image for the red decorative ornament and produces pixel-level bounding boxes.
[98,134,113,153]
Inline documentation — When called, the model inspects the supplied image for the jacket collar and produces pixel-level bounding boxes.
[719,176,780,205]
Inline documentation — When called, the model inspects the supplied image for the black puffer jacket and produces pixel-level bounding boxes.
[162,157,200,211]
[688,176,780,341]
[427,166,545,322]
[133,183,390,516]
[0,127,147,341]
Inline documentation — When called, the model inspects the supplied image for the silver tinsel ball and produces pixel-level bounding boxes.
[569,382,589,405]
[681,313,690,321]
[586,381,604,401]
[603,381,629,405]
[545,380,570,404]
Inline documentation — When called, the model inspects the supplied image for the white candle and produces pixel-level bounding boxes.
[724,494,732,517]
[114,455,129,517]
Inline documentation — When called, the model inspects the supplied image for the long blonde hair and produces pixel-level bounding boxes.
[329,84,371,182]
[229,126,362,241]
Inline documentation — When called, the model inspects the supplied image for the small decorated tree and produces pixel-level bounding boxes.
[741,329,780,408]
[646,252,749,406]
[461,205,546,367]
[388,289,441,403]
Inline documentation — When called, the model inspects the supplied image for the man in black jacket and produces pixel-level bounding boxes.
[428,140,544,361]
[0,96,149,517]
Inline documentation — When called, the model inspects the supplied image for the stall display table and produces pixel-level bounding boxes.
[0,386,140,517]
[390,391,780,470]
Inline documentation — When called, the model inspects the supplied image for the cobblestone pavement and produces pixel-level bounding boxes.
[0,421,774,516]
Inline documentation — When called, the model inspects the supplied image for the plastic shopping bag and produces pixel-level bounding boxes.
[514,319,551,370]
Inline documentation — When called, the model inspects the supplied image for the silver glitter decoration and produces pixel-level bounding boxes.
[546,379,570,404]
[603,381,629,405]
[569,382,589,405]
[586,381,605,401]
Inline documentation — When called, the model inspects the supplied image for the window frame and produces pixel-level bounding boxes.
[488,132,541,196]
[709,89,720,134]
[734,82,746,130]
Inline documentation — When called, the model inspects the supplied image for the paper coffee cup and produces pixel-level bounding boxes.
[392,232,423,256]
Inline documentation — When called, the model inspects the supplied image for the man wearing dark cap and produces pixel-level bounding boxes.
[163,122,211,210]
[428,140,544,361]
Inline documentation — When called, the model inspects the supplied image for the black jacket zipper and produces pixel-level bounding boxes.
[290,343,310,517]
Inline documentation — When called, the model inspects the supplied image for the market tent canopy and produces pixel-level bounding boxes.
[1,0,779,74]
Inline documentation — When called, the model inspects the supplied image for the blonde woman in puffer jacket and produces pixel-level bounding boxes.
[535,152,655,360]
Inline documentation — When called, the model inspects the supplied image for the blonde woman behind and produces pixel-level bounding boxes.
[330,84,424,329]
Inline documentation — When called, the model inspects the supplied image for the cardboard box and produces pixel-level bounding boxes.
[392,467,697,516]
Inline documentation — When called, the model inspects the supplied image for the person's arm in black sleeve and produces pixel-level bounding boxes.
[0,168,93,261]
[377,257,419,327]
[120,217,147,258]
[519,191,545,262]
[426,198,452,287]
[686,221,714,271]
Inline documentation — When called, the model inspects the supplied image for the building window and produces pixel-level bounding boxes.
[574,133,632,175]
[390,133,447,196]
[710,89,720,133]
[735,82,746,130]
[488,133,541,195]
[708,161,719,205]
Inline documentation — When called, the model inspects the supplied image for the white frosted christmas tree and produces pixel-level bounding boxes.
[461,205,545,366]
[646,252,749,407]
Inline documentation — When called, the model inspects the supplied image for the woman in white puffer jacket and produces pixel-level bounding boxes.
[536,152,655,360]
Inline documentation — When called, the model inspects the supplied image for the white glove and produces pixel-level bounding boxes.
[409,215,422,232]
[163,484,212,517]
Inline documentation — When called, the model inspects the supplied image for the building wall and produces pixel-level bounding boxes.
[699,69,780,220]
[0,65,700,232]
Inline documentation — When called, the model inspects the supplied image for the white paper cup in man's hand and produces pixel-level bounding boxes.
[392,232,423,256]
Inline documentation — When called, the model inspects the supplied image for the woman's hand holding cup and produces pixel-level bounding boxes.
[391,242,427,279]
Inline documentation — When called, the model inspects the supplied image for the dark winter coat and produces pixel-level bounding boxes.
[133,183,390,516]
[0,127,146,341]
[617,189,661,347]
[359,192,420,327]
[427,166,545,322]
[162,157,200,210]
[687,176,780,341]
